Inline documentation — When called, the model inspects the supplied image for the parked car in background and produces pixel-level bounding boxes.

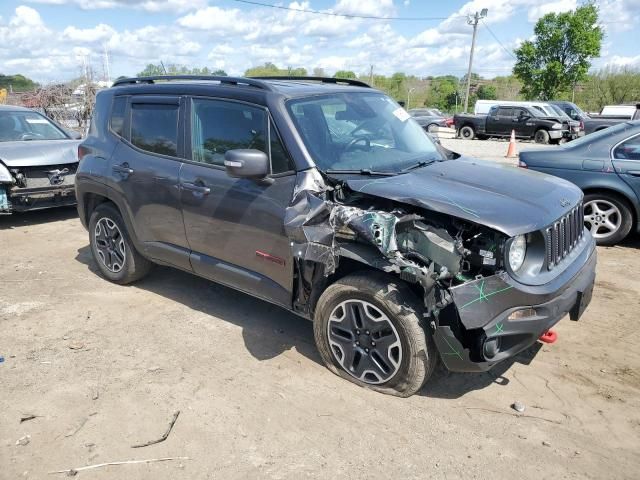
[549,101,634,135]
[454,104,570,143]
[413,114,449,133]
[409,108,452,133]
[0,105,82,214]
[519,121,640,245]
[76,75,595,397]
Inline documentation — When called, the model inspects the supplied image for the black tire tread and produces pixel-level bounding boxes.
[313,271,437,397]
[89,202,153,284]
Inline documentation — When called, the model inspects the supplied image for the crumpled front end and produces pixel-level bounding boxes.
[0,161,77,214]
[284,168,597,373]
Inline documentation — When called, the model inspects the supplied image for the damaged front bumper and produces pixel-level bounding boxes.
[433,237,597,372]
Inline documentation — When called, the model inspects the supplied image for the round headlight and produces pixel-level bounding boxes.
[508,235,527,272]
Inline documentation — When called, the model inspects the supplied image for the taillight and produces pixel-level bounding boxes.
[518,160,527,168]
[579,120,584,130]
[78,145,89,161]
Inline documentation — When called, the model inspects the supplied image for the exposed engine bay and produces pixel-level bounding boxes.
[284,168,516,365]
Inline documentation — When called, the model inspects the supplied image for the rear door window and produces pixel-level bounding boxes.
[130,103,179,157]
[614,135,640,161]
[497,107,512,117]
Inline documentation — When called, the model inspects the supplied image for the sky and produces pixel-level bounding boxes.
[0,0,639,83]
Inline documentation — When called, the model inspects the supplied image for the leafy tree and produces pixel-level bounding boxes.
[334,70,357,79]
[476,84,497,100]
[244,63,306,77]
[513,3,603,100]
[576,67,640,111]
[136,64,224,77]
[0,73,38,92]
[312,67,326,77]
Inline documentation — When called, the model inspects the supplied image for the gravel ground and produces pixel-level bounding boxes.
[1,140,639,479]
[440,136,554,165]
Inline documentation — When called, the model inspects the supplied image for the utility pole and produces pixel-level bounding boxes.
[369,65,374,86]
[463,8,488,113]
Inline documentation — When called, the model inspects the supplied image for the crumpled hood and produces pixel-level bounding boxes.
[0,140,80,167]
[345,157,583,237]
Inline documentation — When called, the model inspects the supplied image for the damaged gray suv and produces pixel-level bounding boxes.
[76,76,597,397]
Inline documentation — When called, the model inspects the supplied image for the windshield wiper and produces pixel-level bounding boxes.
[400,159,437,173]
[325,168,397,176]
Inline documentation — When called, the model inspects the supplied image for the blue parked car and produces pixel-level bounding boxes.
[519,121,640,245]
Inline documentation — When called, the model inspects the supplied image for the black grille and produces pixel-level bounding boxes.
[545,203,584,270]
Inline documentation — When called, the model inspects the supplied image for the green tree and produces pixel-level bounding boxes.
[576,67,640,111]
[513,3,603,100]
[212,69,228,76]
[244,63,306,77]
[476,84,497,100]
[0,73,39,92]
[334,70,357,79]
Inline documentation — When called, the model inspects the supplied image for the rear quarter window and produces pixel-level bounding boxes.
[109,97,127,137]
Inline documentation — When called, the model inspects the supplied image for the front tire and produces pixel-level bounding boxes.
[314,272,437,397]
[460,125,475,140]
[89,203,153,284]
[583,193,633,246]
[534,129,550,144]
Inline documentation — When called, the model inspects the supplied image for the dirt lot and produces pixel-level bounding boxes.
[1,139,640,479]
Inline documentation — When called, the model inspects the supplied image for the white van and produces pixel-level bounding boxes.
[474,100,558,116]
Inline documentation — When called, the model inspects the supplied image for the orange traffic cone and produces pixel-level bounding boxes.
[505,129,518,158]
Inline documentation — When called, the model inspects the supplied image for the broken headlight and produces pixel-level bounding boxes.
[508,235,527,272]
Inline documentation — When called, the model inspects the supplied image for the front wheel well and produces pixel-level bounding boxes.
[308,256,423,317]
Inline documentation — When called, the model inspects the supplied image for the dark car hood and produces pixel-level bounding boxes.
[0,139,80,167]
[345,157,583,237]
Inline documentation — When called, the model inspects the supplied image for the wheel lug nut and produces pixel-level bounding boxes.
[365,348,369,353]
[372,341,376,346]
[365,330,370,335]
[356,341,360,346]
[356,330,360,335]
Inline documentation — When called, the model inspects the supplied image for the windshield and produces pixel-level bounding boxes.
[0,110,68,142]
[287,92,443,173]
[549,104,571,120]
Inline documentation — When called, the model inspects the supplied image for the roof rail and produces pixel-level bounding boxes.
[111,75,273,91]
[250,76,371,88]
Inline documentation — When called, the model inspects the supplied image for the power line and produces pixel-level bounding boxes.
[481,19,517,60]
[231,0,461,21]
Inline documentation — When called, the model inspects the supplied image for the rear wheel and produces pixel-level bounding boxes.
[534,129,550,144]
[460,126,475,140]
[583,193,633,246]
[89,203,153,284]
[314,272,437,397]
[427,123,438,133]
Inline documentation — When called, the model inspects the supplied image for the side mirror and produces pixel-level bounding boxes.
[224,149,269,179]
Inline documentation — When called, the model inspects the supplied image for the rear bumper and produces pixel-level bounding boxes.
[433,239,597,372]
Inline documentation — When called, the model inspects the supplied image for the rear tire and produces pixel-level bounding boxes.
[534,129,550,144]
[583,192,633,246]
[460,125,475,140]
[89,203,153,284]
[314,272,437,397]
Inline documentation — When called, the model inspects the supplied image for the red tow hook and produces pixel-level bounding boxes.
[539,329,558,344]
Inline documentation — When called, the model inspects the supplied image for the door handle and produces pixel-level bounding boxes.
[627,170,640,177]
[181,181,211,195]
[113,163,134,175]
